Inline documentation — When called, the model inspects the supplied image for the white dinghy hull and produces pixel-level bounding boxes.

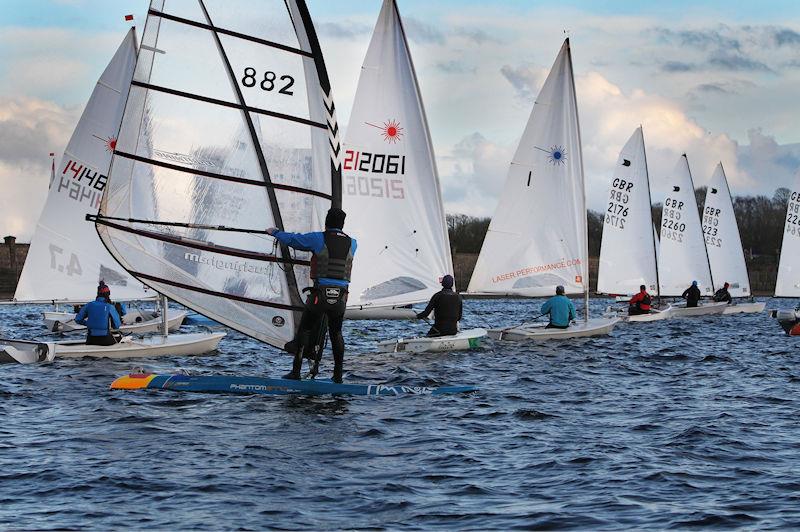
[607,305,673,322]
[53,332,226,359]
[44,309,187,334]
[376,328,487,353]
[0,340,56,364]
[670,301,727,318]
[721,301,766,315]
[489,318,620,341]
[345,307,418,320]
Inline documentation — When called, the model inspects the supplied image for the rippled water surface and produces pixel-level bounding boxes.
[1,298,799,529]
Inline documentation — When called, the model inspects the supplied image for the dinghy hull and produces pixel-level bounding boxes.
[489,318,620,341]
[44,309,187,334]
[376,328,487,353]
[670,302,727,317]
[54,332,225,359]
[0,339,56,364]
[110,373,477,396]
[770,309,800,336]
[721,301,766,315]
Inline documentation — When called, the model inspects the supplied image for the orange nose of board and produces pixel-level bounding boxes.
[110,373,156,390]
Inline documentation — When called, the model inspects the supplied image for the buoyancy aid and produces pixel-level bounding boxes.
[310,229,353,282]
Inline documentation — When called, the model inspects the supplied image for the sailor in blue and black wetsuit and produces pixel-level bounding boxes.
[267,208,357,383]
[75,283,123,346]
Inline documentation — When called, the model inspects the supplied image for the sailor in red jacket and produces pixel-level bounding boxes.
[628,285,652,315]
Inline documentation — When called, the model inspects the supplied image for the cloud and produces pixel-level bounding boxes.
[499,64,547,100]
[772,28,800,46]
[707,51,772,72]
[736,129,800,192]
[452,26,501,45]
[652,26,742,51]
[436,60,476,74]
[317,21,372,39]
[402,17,445,45]
[661,61,697,72]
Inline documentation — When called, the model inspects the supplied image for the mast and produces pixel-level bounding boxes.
[685,154,715,293]
[565,38,589,322]
[641,126,661,305]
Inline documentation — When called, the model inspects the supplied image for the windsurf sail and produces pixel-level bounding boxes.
[597,127,659,297]
[775,171,800,297]
[343,0,452,310]
[467,39,588,300]
[92,0,341,350]
[14,29,150,303]
[658,155,714,297]
[702,163,751,297]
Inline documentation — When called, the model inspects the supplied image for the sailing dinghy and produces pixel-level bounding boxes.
[11,28,189,337]
[376,328,486,353]
[467,39,619,340]
[770,172,800,335]
[342,0,453,322]
[658,155,727,317]
[98,0,473,394]
[702,163,765,314]
[598,127,671,322]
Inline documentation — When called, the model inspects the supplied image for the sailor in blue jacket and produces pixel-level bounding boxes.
[540,285,577,328]
[75,283,122,346]
[267,208,357,383]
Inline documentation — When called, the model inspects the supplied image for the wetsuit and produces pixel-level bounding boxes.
[713,287,732,303]
[682,285,701,307]
[272,227,357,382]
[417,288,463,337]
[541,295,576,328]
[75,296,122,346]
[628,291,652,315]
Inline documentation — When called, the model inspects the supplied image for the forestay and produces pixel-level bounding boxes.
[468,40,587,296]
[658,155,714,297]
[14,29,150,303]
[93,0,341,350]
[343,0,452,310]
[702,163,750,297]
[775,171,800,297]
[597,127,658,296]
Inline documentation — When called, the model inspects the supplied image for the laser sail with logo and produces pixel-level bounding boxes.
[702,163,751,297]
[468,39,619,339]
[14,29,150,303]
[93,0,341,350]
[343,0,452,313]
[597,127,659,297]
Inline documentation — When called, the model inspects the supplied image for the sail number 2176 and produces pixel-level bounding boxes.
[241,67,294,95]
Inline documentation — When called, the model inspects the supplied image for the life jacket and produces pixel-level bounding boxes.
[310,229,353,282]
[640,293,652,310]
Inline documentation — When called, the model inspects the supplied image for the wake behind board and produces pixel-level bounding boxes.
[111,373,476,397]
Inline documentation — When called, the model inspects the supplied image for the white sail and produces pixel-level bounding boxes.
[343,0,452,309]
[597,127,658,296]
[658,155,714,297]
[775,172,800,297]
[94,0,341,350]
[702,163,750,297]
[468,39,587,297]
[14,29,149,303]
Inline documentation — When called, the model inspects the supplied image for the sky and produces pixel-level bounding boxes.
[1,0,800,239]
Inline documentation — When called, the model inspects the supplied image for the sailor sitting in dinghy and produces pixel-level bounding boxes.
[416,274,462,337]
[628,285,652,315]
[75,284,122,346]
[267,208,357,384]
[541,285,577,329]
[713,282,732,304]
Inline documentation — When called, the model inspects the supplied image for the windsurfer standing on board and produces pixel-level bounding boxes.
[541,285,576,329]
[267,208,357,383]
[416,274,462,337]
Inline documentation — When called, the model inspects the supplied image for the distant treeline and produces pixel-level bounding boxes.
[447,187,791,258]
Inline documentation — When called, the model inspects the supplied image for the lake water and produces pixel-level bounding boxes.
[1,297,799,529]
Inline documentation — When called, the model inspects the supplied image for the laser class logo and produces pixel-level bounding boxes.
[366,119,404,144]
[534,144,568,166]
[93,134,117,152]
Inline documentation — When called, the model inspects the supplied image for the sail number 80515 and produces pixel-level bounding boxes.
[241,67,294,95]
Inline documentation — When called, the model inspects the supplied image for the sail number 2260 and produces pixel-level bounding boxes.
[241,67,294,95]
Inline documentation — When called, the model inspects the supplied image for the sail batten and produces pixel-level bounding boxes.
[96,0,341,348]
